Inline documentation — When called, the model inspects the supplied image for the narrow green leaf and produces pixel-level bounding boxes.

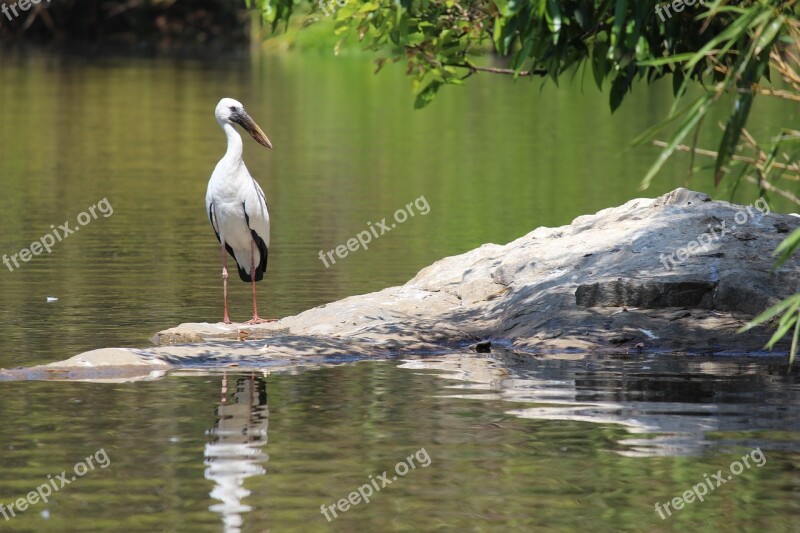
[739,293,800,332]
[755,15,785,55]
[546,0,562,33]
[639,92,715,190]
[609,0,628,56]
[714,89,754,185]
[791,317,800,368]
[768,314,798,347]
[636,53,698,67]
[773,227,800,269]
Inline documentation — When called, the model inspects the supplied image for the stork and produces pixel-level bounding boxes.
[206,98,273,324]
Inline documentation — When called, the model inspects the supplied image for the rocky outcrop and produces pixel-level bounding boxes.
[4,188,798,379]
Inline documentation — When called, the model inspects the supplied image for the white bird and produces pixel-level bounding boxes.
[206,98,273,324]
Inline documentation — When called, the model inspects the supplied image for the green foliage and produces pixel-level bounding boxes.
[248,1,795,107]
[249,0,799,194]
[635,1,796,190]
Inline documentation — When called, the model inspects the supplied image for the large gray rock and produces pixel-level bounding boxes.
[154,188,798,354]
[5,188,798,378]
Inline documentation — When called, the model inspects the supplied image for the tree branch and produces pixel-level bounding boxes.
[453,63,548,77]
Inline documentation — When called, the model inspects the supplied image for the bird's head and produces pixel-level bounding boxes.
[215,98,273,149]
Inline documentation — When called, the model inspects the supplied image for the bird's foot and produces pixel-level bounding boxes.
[245,317,278,325]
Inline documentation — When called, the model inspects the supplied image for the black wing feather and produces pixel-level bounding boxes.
[241,201,268,282]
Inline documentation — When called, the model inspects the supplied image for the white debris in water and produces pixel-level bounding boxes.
[46,297,58,302]
[638,328,659,340]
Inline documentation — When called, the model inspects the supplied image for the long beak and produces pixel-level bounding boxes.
[234,112,272,149]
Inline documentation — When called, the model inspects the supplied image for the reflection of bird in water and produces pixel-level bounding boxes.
[204,373,269,533]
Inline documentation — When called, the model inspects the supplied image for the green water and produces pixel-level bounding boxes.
[0,51,798,531]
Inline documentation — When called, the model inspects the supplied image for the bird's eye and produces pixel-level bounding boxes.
[230,106,237,112]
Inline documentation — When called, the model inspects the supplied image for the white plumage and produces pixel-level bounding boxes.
[206,98,273,324]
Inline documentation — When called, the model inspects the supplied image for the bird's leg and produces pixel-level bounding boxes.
[221,243,232,324]
[245,239,276,325]
[246,239,266,324]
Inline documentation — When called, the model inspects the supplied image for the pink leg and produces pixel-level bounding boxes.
[246,239,265,323]
[221,242,231,324]
[245,239,276,324]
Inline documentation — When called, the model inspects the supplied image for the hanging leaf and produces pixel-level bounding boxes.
[414,80,443,109]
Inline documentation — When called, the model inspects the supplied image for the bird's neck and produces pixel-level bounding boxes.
[222,123,244,163]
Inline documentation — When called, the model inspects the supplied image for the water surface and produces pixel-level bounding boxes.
[0,356,797,531]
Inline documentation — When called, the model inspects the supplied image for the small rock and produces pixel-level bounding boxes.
[475,341,492,353]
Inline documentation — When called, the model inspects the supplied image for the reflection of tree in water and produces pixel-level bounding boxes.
[400,354,800,457]
[204,373,269,533]
[0,1,249,48]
